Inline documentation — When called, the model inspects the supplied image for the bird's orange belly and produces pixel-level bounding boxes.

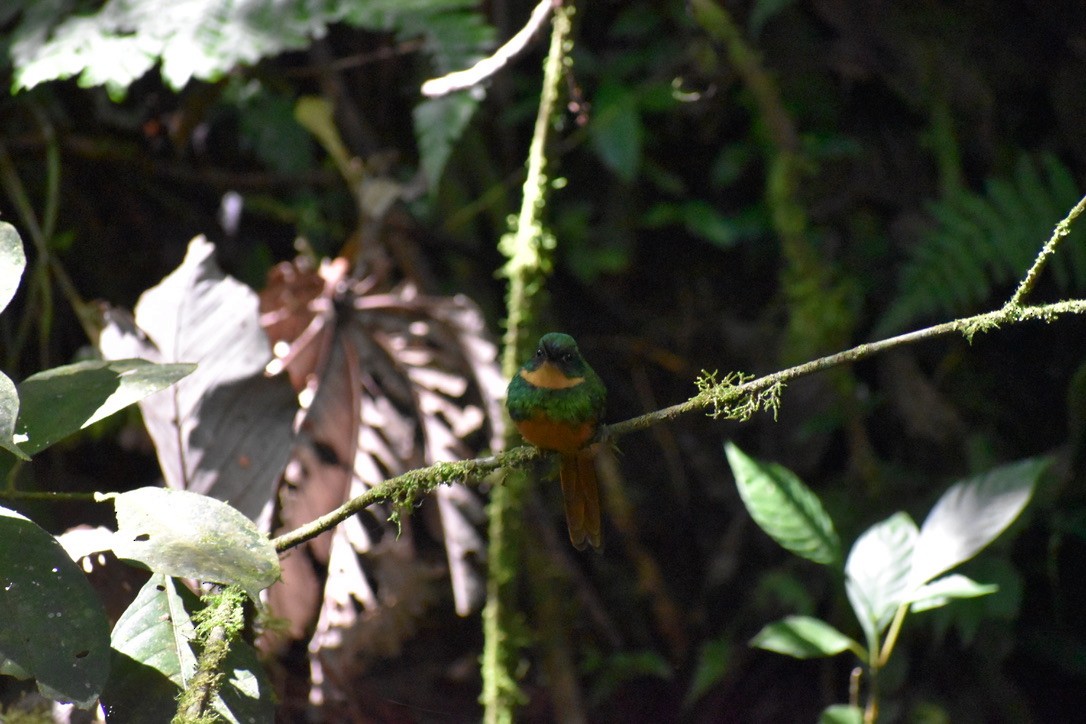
[515,415,595,453]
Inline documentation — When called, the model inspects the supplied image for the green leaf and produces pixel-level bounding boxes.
[0,221,26,314]
[12,0,327,96]
[906,573,999,613]
[725,441,841,565]
[819,704,864,724]
[845,511,918,646]
[11,0,492,192]
[235,83,314,176]
[0,370,29,460]
[590,82,644,183]
[14,358,195,456]
[685,637,732,706]
[750,616,860,659]
[0,505,111,708]
[908,457,1045,587]
[106,487,280,599]
[681,200,742,248]
[414,92,479,192]
[101,574,273,723]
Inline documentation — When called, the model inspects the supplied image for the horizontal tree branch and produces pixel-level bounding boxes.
[272,294,1086,554]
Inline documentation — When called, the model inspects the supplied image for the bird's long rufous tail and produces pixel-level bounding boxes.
[559,449,602,550]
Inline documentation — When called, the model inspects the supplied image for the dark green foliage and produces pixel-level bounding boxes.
[4,1,1086,721]
[7,0,494,189]
[0,506,111,708]
[878,154,1086,335]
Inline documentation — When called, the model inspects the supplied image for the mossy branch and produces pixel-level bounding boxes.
[269,295,1086,549]
[172,586,247,724]
[484,3,576,722]
[272,446,540,552]
[273,292,1086,555]
[272,192,1086,552]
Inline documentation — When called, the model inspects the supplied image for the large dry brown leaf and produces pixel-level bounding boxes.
[259,256,504,688]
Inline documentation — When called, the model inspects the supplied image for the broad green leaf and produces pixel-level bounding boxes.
[726,442,841,565]
[845,511,918,646]
[906,573,999,613]
[0,221,26,314]
[590,82,644,183]
[908,457,1045,587]
[14,358,195,456]
[750,616,860,659]
[0,505,110,708]
[0,370,29,460]
[101,574,273,724]
[106,487,280,599]
[819,704,864,724]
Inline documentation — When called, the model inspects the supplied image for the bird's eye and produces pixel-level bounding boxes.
[562,353,574,363]
[534,348,543,357]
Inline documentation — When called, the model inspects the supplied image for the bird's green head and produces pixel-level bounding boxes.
[523,333,590,380]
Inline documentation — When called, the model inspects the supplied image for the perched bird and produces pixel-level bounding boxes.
[506,333,607,549]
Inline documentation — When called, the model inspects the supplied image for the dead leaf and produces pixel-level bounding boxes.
[258,256,504,693]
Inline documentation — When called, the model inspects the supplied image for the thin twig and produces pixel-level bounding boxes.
[421,0,556,97]
[286,38,425,76]
[0,490,100,503]
[1005,193,1086,308]
[485,5,572,719]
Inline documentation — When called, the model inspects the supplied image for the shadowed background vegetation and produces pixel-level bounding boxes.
[2,0,1086,721]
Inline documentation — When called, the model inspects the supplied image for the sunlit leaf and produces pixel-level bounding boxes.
[750,616,860,659]
[845,511,918,646]
[15,359,195,456]
[0,221,25,314]
[906,573,999,613]
[726,441,841,565]
[908,457,1045,587]
[98,236,297,522]
[10,0,492,185]
[0,371,29,460]
[106,487,280,599]
[0,505,110,708]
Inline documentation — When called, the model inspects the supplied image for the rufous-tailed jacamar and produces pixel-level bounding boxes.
[506,333,606,550]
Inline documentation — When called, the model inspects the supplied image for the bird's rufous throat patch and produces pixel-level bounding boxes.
[519,361,584,390]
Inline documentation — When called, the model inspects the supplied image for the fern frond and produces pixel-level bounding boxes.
[876,153,1085,336]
